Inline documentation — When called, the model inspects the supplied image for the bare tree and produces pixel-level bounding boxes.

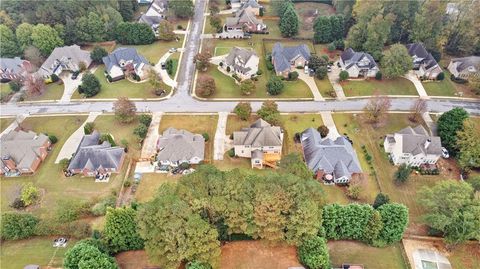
[194,52,211,71]
[24,73,46,96]
[364,93,391,125]
[113,97,137,123]
[409,98,428,123]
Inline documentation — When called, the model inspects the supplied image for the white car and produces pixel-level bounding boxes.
[169,48,177,53]
[441,147,449,159]
[53,237,68,248]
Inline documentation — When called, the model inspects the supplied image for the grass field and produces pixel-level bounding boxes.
[0,117,14,133]
[0,237,77,269]
[118,36,185,64]
[328,241,408,269]
[315,77,335,98]
[168,52,180,77]
[422,79,457,96]
[25,81,64,101]
[214,46,232,56]
[134,173,179,203]
[158,114,218,163]
[342,78,418,96]
[0,83,12,102]
[280,114,323,155]
[204,14,229,34]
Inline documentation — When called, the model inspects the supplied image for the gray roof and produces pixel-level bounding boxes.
[138,15,163,26]
[38,45,92,76]
[241,0,260,9]
[301,128,362,179]
[138,0,166,26]
[0,129,49,171]
[226,8,262,27]
[272,43,311,73]
[450,56,480,73]
[156,128,205,162]
[0,57,25,74]
[224,47,257,73]
[68,131,125,172]
[340,48,378,69]
[102,47,149,73]
[392,125,442,156]
[233,119,282,147]
[406,43,439,70]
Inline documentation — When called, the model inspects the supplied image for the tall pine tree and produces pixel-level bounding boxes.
[279,4,299,38]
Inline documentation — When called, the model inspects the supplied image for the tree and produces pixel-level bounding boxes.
[24,74,46,96]
[240,79,255,95]
[90,46,108,64]
[118,0,135,21]
[308,55,328,71]
[170,0,194,18]
[9,80,21,92]
[279,153,313,180]
[363,210,383,245]
[409,98,427,123]
[103,207,144,253]
[266,76,284,95]
[134,124,148,139]
[313,16,332,44]
[456,119,480,170]
[298,236,330,269]
[373,193,390,209]
[148,68,163,95]
[377,203,409,245]
[381,44,413,78]
[363,93,391,125]
[257,100,281,125]
[188,261,211,269]
[279,3,299,37]
[64,242,118,269]
[79,73,101,97]
[76,12,106,42]
[315,66,328,80]
[437,108,469,155]
[339,70,349,81]
[363,13,395,60]
[394,164,412,184]
[24,46,43,68]
[317,125,329,138]
[103,7,124,40]
[31,24,63,56]
[233,102,252,121]
[195,52,211,71]
[467,176,480,192]
[443,1,480,56]
[288,71,299,81]
[0,24,19,57]
[15,22,33,51]
[1,212,38,240]
[21,182,39,206]
[158,20,176,41]
[115,22,155,45]
[209,15,223,34]
[197,76,216,97]
[419,180,480,244]
[84,122,95,135]
[113,97,137,123]
[139,114,152,127]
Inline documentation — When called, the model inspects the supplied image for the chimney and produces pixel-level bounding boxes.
[424,138,431,149]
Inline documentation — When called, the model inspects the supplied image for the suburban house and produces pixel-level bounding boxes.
[272,43,311,77]
[138,0,167,36]
[0,57,31,82]
[156,128,205,166]
[102,47,150,81]
[221,47,259,80]
[237,0,262,16]
[384,125,442,167]
[0,129,51,176]
[339,48,379,78]
[225,8,267,33]
[447,56,480,80]
[67,131,125,177]
[301,128,362,184]
[233,119,283,169]
[406,43,442,80]
[38,45,92,78]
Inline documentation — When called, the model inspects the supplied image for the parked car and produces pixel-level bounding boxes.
[53,237,68,247]
[71,71,80,80]
[336,62,341,67]
[327,66,332,72]
[304,66,309,74]
[161,62,166,69]
[441,147,449,158]
[169,48,177,53]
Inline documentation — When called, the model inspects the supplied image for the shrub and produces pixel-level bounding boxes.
[228,148,235,157]
[202,133,210,142]
[10,197,25,209]
[90,46,108,64]
[315,66,328,80]
[317,125,329,138]
[9,80,22,92]
[347,184,361,200]
[266,76,284,95]
[59,158,70,171]
[55,199,90,222]
[180,162,190,169]
[373,193,390,209]
[1,212,38,240]
[48,135,58,144]
[84,122,95,134]
[91,196,116,216]
[188,261,212,269]
[327,42,336,52]
[226,66,231,72]
[288,71,299,81]
[134,124,148,139]
[339,70,349,81]
[394,164,412,184]
[436,72,445,81]
[138,114,152,127]
[234,102,252,120]
[450,74,468,84]
[100,133,116,146]
[334,39,345,50]
[256,69,263,75]
[64,241,117,269]
[375,71,383,80]
[103,207,144,253]
[50,73,59,82]
[21,182,39,206]
[298,236,330,269]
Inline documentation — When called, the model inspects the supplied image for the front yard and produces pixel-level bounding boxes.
[24,81,64,101]
[422,71,478,98]
[342,78,418,96]
[0,117,14,133]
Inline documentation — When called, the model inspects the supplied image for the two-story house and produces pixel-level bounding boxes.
[0,57,31,82]
[225,8,267,33]
[339,48,379,78]
[384,125,442,167]
[406,43,442,80]
[221,47,259,80]
[448,56,480,81]
[138,0,167,36]
[272,43,311,77]
[102,47,150,81]
[38,45,92,78]
[233,119,283,169]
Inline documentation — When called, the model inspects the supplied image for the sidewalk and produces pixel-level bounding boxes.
[140,112,163,159]
[404,71,429,99]
[213,112,228,160]
[298,71,324,101]
[320,111,340,140]
[55,112,101,163]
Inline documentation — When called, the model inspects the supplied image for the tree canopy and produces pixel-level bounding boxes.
[279,2,299,37]
[103,207,144,253]
[381,44,413,78]
[456,119,480,170]
[437,108,469,156]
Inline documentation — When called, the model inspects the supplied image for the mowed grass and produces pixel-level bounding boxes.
[158,114,218,163]
[134,173,179,203]
[315,77,335,98]
[341,78,418,96]
[25,81,64,101]
[119,36,185,64]
[422,79,457,96]
[0,117,14,133]
[0,237,77,269]
[279,114,323,155]
[214,46,232,56]
[204,14,229,34]
[328,241,408,269]
[0,83,13,102]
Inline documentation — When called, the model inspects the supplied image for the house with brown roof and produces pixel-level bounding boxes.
[0,129,51,176]
[38,45,92,78]
[225,8,267,33]
[233,119,283,169]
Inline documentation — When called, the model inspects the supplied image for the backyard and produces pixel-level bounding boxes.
[294,2,336,38]
[341,78,418,96]
[134,173,178,203]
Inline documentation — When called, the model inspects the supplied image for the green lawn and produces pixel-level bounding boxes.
[214,47,232,56]
[0,117,14,133]
[204,14,229,34]
[422,71,459,96]
[328,241,408,269]
[25,81,64,101]
[0,236,77,269]
[315,77,335,98]
[168,52,180,77]
[134,173,179,203]
[72,67,168,99]
[119,35,185,64]
[0,83,12,102]
[342,78,418,96]
[279,114,323,155]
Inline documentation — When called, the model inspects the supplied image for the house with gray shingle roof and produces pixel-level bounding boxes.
[67,131,125,177]
[384,125,442,166]
[102,47,150,81]
[0,129,51,176]
[406,43,442,80]
[238,0,262,16]
[225,8,267,33]
[38,45,92,78]
[221,47,259,80]
[448,56,480,81]
[138,0,167,36]
[0,57,31,82]
[156,128,205,166]
[339,48,379,78]
[301,128,362,184]
[233,119,283,169]
[272,43,311,77]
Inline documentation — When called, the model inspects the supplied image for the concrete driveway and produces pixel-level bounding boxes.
[154,53,178,88]
[404,71,429,98]
[298,71,324,101]
[320,112,340,140]
[213,112,228,160]
[140,112,163,159]
[328,62,346,100]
